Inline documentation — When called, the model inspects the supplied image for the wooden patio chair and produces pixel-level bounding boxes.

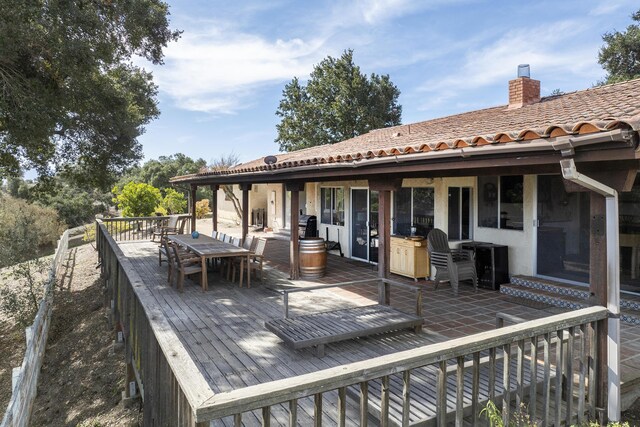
[152,215,180,243]
[427,228,477,295]
[231,237,266,284]
[160,237,198,283]
[242,235,254,252]
[170,244,202,292]
[176,216,189,234]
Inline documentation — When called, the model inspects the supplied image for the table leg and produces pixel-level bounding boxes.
[239,258,244,288]
[201,256,208,291]
[247,254,251,288]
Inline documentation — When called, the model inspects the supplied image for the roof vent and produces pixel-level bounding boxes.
[517,64,530,78]
[264,155,278,165]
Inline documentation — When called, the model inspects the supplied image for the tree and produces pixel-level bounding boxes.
[160,188,187,214]
[121,154,207,190]
[210,154,243,222]
[112,182,161,217]
[275,50,402,152]
[599,9,640,84]
[0,1,181,189]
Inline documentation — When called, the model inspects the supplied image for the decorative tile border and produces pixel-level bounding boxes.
[505,277,640,325]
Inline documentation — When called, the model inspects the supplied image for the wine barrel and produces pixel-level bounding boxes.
[299,238,327,278]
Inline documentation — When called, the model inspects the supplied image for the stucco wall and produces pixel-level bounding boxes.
[215,184,269,225]
[304,176,533,277]
[473,175,535,276]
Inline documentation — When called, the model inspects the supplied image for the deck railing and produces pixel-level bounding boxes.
[195,306,606,426]
[100,214,191,242]
[95,220,212,426]
[96,219,608,426]
[1,230,70,427]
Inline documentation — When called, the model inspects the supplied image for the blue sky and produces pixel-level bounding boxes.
[137,0,639,166]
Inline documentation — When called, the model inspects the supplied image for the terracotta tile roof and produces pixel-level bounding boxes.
[186,78,640,178]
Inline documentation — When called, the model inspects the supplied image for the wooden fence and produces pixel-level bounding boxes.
[100,214,191,242]
[1,230,70,427]
[94,219,609,426]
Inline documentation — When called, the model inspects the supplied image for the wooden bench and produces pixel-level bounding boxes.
[265,279,424,356]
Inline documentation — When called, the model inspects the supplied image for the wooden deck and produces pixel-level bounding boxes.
[118,240,583,425]
[122,241,444,395]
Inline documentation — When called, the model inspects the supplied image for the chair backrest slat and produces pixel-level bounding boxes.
[254,238,267,256]
[167,215,179,228]
[212,230,218,239]
[242,235,254,250]
[427,229,451,254]
[231,237,241,247]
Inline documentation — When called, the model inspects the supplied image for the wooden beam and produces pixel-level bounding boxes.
[210,185,218,232]
[190,185,197,233]
[378,190,391,281]
[239,183,252,191]
[369,178,402,192]
[589,192,608,413]
[285,181,305,192]
[242,187,249,242]
[290,190,300,280]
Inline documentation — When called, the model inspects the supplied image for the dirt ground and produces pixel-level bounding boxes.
[2,240,640,425]
[0,243,141,426]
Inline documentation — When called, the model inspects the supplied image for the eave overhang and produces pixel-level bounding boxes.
[170,129,639,187]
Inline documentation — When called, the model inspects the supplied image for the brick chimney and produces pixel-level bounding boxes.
[508,64,540,109]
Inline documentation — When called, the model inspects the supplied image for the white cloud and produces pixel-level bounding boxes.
[588,0,631,16]
[417,20,602,109]
[150,30,327,114]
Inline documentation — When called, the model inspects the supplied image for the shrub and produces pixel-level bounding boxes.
[112,182,161,217]
[0,194,64,268]
[160,188,187,214]
[0,258,49,327]
[195,199,210,219]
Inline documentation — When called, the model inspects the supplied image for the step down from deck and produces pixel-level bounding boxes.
[501,276,640,326]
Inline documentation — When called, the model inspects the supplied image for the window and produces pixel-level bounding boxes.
[320,187,344,225]
[393,187,434,236]
[478,176,523,230]
[448,187,472,240]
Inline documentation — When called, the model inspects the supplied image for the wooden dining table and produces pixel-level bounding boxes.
[168,234,252,290]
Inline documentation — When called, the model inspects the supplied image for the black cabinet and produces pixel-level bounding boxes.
[460,242,509,290]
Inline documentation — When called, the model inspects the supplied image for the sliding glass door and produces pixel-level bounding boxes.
[351,189,379,263]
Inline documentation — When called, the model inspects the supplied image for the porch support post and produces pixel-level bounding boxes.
[190,185,197,233]
[561,158,621,421]
[590,193,608,416]
[369,178,401,281]
[378,190,391,280]
[239,183,252,242]
[286,182,305,280]
[210,185,219,232]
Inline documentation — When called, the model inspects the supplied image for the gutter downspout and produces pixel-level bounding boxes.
[560,158,620,422]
